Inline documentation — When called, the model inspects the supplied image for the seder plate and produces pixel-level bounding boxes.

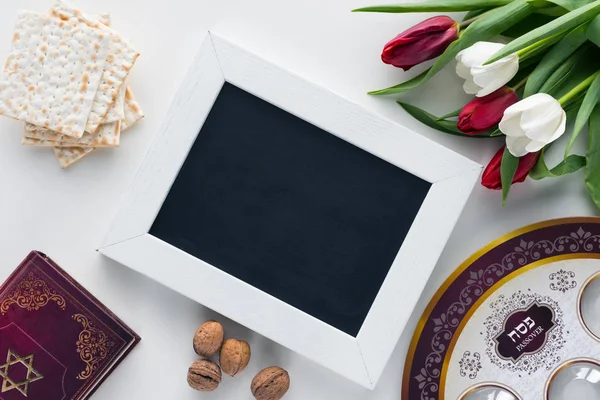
[404,217,600,400]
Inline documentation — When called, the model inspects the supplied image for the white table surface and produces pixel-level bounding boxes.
[0,1,596,399]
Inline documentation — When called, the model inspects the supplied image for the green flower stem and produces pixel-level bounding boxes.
[516,30,566,60]
[558,70,600,106]
[512,76,529,91]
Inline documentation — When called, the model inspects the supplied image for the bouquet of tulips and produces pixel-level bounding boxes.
[354,0,600,208]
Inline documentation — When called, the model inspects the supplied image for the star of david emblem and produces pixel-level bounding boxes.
[0,349,43,396]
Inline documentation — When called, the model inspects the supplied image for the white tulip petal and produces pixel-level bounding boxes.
[499,114,526,138]
[502,104,524,120]
[520,93,557,109]
[500,93,566,157]
[519,94,562,121]
[456,62,472,80]
[546,109,567,143]
[504,95,545,115]
[523,114,563,142]
[520,97,565,142]
[470,41,505,55]
[525,140,547,153]
[520,104,562,130]
[529,124,562,144]
[506,136,532,157]
[463,78,480,95]
[457,51,484,68]
[455,41,517,97]
[473,61,519,97]
[458,42,504,67]
[473,54,517,72]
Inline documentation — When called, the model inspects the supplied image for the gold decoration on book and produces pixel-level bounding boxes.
[0,349,44,396]
[0,272,67,315]
[73,314,116,380]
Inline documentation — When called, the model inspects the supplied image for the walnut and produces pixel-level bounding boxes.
[187,360,222,392]
[220,339,251,376]
[251,366,290,400]
[193,320,224,357]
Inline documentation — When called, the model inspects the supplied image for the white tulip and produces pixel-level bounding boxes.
[455,42,519,97]
[499,93,567,157]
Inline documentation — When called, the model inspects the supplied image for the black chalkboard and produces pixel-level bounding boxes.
[150,83,431,336]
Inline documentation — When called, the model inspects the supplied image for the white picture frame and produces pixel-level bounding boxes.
[99,31,482,389]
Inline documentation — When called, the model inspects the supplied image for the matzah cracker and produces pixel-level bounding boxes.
[104,77,127,122]
[96,13,111,27]
[89,12,126,124]
[121,87,144,131]
[53,146,94,169]
[23,83,140,143]
[24,120,121,147]
[0,11,110,138]
[50,89,143,167]
[51,1,139,133]
[51,92,142,167]
[23,137,78,147]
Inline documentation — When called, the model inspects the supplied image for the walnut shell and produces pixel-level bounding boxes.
[187,360,222,392]
[193,320,224,357]
[251,366,290,400]
[220,339,251,376]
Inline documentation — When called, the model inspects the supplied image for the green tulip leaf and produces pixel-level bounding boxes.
[524,23,589,97]
[369,0,534,95]
[565,95,585,120]
[538,52,582,94]
[352,0,512,13]
[536,6,571,17]
[437,108,462,120]
[587,15,600,45]
[529,149,586,180]
[565,71,600,157]
[585,104,600,210]
[538,45,600,99]
[463,9,491,21]
[500,148,519,206]
[486,0,600,65]
[397,102,496,137]
[548,0,594,10]
[517,30,567,62]
[370,70,430,95]
[502,13,556,37]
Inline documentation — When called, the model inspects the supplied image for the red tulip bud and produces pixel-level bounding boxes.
[458,87,519,136]
[382,16,459,71]
[482,146,539,190]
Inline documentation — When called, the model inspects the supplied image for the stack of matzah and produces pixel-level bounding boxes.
[0,0,144,169]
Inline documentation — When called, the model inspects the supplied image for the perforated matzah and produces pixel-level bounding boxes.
[0,11,110,138]
[50,89,143,167]
[121,87,144,131]
[51,0,139,134]
[104,78,127,122]
[51,95,142,167]
[53,146,94,169]
[23,137,78,147]
[23,121,121,147]
[23,82,141,144]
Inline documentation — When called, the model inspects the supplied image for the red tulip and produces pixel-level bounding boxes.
[482,146,539,190]
[382,16,459,71]
[458,87,519,136]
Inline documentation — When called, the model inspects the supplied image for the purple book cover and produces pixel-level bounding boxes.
[0,251,140,399]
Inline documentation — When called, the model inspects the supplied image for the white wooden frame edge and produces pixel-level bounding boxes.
[99,31,482,389]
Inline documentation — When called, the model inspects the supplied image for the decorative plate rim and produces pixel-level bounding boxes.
[402,217,600,400]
